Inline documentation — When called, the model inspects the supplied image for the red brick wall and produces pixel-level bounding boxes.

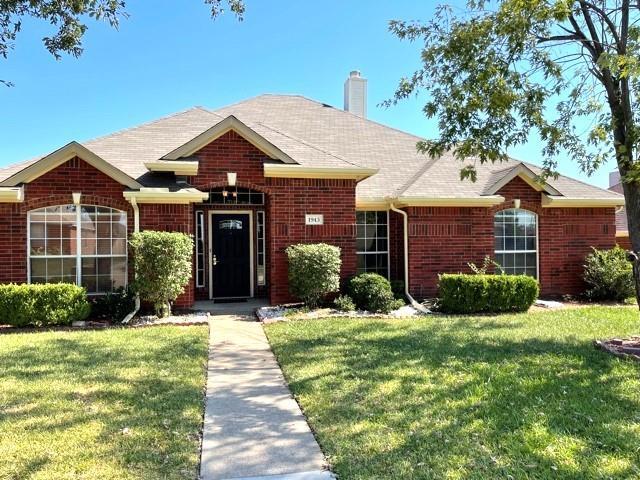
[267,178,356,304]
[401,176,618,299]
[190,130,357,304]
[617,234,632,250]
[138,203,194,308]
[388,210,405,284]
[404,206,493,298]
[0,203,28,283]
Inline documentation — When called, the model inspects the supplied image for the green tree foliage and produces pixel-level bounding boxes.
[0,0,245,85]
[130,230,193,317]
[387,1,640,305]
[286,243,341,308]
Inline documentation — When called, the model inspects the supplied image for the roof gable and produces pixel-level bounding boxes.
[484,163,560,195]
[162,115,297,164]
[0,142,142,189]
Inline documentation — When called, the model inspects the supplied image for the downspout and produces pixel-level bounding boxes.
[389,202,430,314]
[122,197,140,324]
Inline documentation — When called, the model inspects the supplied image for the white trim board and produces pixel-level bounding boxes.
[0,142,142,189]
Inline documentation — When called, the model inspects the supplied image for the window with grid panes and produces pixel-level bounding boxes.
[494,208,537,278]
[356,211,389,277]
[28,205,127,293]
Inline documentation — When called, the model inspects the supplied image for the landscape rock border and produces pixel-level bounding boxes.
[594,337,640,362]
[256,304,427,323]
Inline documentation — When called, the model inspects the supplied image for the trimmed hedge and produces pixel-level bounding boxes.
[0,283,91,327]
[438,274,539,314]
[286,243,341,307]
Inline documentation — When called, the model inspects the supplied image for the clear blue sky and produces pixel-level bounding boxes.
[0,0,616,188]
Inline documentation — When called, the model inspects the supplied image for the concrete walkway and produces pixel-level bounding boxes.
[200,310,333,480]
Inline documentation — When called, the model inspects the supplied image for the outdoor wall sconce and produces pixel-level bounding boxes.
[227,172,237,187]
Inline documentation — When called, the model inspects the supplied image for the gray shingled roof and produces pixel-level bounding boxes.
[0,94,624,202]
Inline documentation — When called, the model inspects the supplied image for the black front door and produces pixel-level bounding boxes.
[211,213,251,298]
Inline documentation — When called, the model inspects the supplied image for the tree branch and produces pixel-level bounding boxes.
[580,0,623,52]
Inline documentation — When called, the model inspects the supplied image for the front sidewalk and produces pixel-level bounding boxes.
[200,312,333,480]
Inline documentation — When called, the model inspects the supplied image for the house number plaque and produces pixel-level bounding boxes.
[305,214,324,225]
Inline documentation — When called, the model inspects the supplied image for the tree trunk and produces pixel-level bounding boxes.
[621,180,640,308]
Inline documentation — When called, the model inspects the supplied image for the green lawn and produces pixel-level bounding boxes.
[265,307,640,479]
[0,325,208,480]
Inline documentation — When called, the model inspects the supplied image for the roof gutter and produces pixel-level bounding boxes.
[541,194,625,208]
[389,201,430,314]
[0,186,24,203]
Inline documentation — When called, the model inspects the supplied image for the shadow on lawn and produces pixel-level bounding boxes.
[0,329,206,479]
[274,319,640,479]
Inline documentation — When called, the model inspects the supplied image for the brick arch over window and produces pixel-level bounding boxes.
[201,181,273,195]
[22,194,132,214]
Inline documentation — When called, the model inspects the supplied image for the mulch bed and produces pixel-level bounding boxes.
[594,337,640,362]
[0,312,209,335]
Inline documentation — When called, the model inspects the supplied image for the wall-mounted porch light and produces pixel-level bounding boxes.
[227,172,237,187]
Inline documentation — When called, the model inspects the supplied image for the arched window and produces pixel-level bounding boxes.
[28,205,127,293]
[494,208,537,278]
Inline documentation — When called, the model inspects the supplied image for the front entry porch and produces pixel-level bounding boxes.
[193,186,268,303]
[193,298,268,317]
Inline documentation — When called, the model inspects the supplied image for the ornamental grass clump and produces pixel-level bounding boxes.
[130,230,193,317]
[286,243,341,308]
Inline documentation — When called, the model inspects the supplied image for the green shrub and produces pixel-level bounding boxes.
[0,283,90,327]
[583,246,634,301]
[91,286,136,322]
[348,273,403,313]
[438,274,539,314]
[390,280,406,300]
[334,294,355,312]
[130,230,193,317]
[286,243,341,308]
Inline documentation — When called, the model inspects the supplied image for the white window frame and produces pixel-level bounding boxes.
[355,210,390,279]
[494,208,539,279]
[195,210,205,287]
[256,210,266,286]
[27,205,128,294]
